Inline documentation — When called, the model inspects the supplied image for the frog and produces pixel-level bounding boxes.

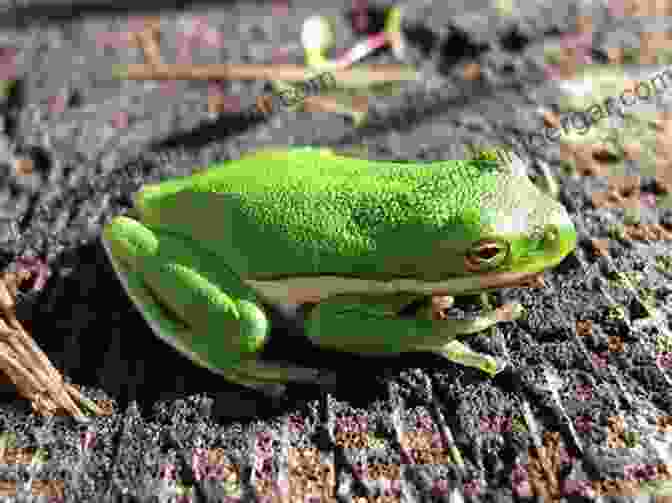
[101,146,577,395]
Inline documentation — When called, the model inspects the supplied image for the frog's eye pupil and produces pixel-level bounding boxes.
[465,240,507,271]
[476,243,501,260]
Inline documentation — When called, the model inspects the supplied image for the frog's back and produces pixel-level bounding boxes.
[137,147,505,279]
[195,147,494,206]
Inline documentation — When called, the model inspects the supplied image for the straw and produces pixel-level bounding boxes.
[0,273,105,420]
[112,63,419,88]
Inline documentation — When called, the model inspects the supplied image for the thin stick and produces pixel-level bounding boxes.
[0,341,45,398]
[14,325,83,417]
[135,28,162,66]
[0,271,103,418]
[113,63,420,85]
[0,316,86,417]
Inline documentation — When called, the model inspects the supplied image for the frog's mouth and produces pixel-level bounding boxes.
[244,270,546,305]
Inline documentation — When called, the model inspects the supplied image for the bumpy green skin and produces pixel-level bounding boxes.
[102,146,577,393]
[129,147,572,279]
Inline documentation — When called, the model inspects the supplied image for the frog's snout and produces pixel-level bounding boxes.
[544,209,577,263]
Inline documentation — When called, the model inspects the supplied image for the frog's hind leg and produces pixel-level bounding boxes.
[304,294,522,376]
[103,216,330,395]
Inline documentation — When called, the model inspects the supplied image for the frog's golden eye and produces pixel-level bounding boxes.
[465,239,509,271]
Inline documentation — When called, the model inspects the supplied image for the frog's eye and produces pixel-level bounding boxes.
[465,239,509,271]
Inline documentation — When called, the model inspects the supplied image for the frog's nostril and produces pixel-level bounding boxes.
[547,217,577,257]
[544,225,559,243]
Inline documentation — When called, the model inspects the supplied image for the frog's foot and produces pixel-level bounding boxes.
[438,340,510,377]
[415,296,524,331]
[304,295,523,377]
[418,300,523,376]
[446,300,522,324]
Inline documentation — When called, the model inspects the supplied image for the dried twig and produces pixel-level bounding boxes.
[113,62,419,86]
[133,17,163,66]
[114,15,416,125]
[0,270,105,419]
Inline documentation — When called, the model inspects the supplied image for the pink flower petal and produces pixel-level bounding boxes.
[335,32,388,67]
[591,352,607,369]
[415,414,432,430]
[479,417,494,432]
[352,461,368,480]
[207,81,225,94]
[432,479,450,496]
[641,193,657,208]
[96,32,130,48]
[561,32,593,50]
[513,480,532,497]
[0,66,15,81]
[200,29,224,48]
[191,17,209,35]
[191,448,208,481]
[657,352,672,368]
[272,48,291,64]
[574,415,593,433]
[222,96,242,113]
[159,463,177,480]
[14,256,50,291]
[608,0,626,17]
[367,31,389,49]
[80,431,96,451]
[272,0,289,16]
[575,384,593,400]
[0,49,17,80]
[174,35,193,63]
[176,50,193,64]
[559,447,575,465]
[511,464,529,483]
[335,47,350,62]
[127,17,149,32]
[353,12,369,31]
[207,463,227,481]
[111,111,129,129]
[544,64,562,80]
[463,480,481,496]
[48,95,67,114]
[159,81,178,96]
[399,448,414,464]
[0,47,17,64]
[275,478,290,495]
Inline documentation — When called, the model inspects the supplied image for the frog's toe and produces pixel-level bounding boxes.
[437,340,508,376]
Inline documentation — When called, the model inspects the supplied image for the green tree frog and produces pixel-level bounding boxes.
[102,146,577,395]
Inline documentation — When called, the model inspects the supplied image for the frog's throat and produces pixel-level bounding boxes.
[245,270,544,305]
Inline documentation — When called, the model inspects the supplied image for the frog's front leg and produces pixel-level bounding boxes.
[304,294,523,376]
[103,216,325,396]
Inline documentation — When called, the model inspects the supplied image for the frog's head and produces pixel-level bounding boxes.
[380,152,577,297]
[429,152,577,295]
